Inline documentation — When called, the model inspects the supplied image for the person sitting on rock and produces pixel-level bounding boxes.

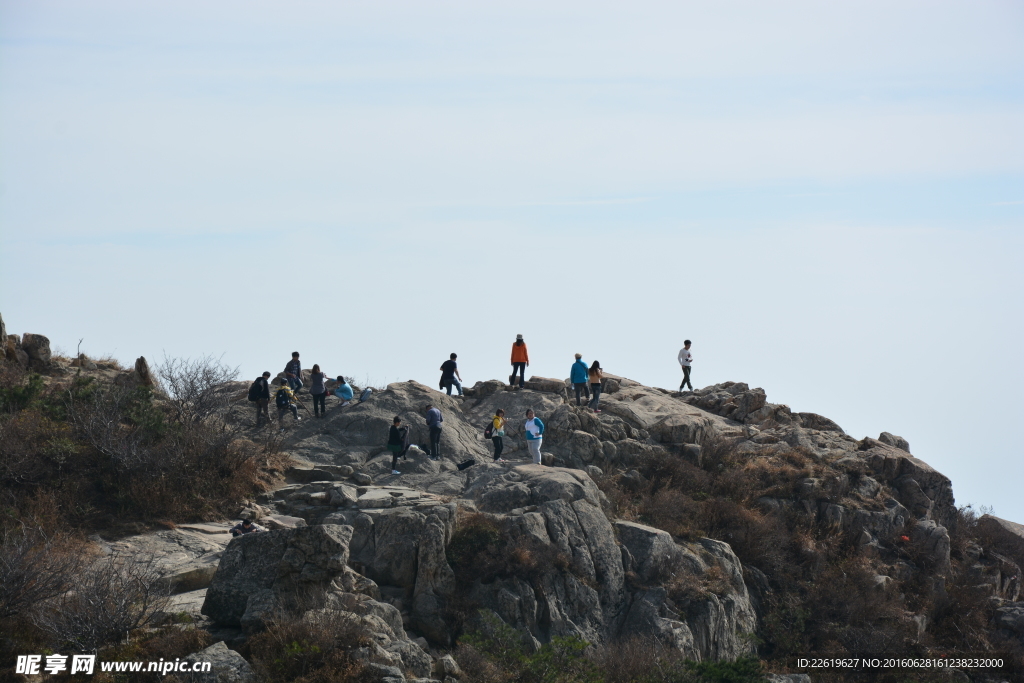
[284,351,303,392]
[387,416,409,475]
[275,382,301,428]
[230,519,264,537]
[570,353,590,406]
[334,376,354,406]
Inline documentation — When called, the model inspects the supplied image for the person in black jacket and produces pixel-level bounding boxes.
[387,416,408,475]
[253,371,271,427]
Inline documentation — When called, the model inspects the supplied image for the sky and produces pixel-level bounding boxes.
[1,1,1022,521]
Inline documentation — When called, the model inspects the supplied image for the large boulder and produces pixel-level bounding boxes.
[978,515,1024,559]
[182,641,254,683]
[463,464,604,514]
[107,527,231,594]
[21,332,51,367]
[202,524,358,630]
[861,440,956,529]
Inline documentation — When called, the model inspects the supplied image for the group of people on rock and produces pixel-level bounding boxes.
[247,336,697,470]
[247,351,355,429]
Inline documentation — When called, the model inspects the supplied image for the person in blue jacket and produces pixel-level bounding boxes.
[570,353,590,406]
[524,408,545,465]
[334,376,354,406]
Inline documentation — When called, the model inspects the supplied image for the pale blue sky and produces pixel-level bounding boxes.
[2,1,1022,521]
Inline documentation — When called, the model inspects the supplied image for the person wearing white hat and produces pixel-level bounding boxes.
[509,334,529,389]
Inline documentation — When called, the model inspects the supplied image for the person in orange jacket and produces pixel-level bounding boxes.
[510,334,529,388]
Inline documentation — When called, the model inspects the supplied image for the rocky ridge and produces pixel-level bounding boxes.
[5,318,1022,682]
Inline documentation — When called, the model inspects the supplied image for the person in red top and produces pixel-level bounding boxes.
[509,334,529,389]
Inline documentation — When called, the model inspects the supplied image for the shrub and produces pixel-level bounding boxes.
[457,611,601,683]
[244,609,370,683]
[0,525,84,619]
[32,550,169,652]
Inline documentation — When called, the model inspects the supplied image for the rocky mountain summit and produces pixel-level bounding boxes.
[1,315,1021,682]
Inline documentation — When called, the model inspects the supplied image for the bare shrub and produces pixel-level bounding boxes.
[33,550,169,652]
[156,353,239,426]
[0,526,84,619]
[243,608,369,683]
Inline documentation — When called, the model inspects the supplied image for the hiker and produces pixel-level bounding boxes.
[334,376,354,406]
[387,416,409,475]
[439,353,463,396]
[490,408,506,462]
[524,408,545,465]
[424,403,443,461]
[510,334,529,388]
[309,364,328,418]
[678,340,694,391]
[570,353,590,406]
[284,351,303,392]
[249,371,272,427]
[275,381,301,427]
[588,361,603,413]
[230,519,264,537]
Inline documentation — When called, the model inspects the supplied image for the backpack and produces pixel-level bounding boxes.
[484,421,494,439]
[247,379,262,402]
[359,387,373,402]
[457,459,476,471]
[275,389,290,408]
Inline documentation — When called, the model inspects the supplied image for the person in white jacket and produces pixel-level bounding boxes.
[678,340,693,391]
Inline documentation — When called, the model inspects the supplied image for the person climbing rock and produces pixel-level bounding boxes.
[524,408,544,465]
[424,403,443,461]
[570,353,590,406]
[510,334,529,388]
[230,519,264,537]
[309,364,328,418]
[250,371,272,427]
[275,382,301,428]
[334,376,354,406]
[284,351,303,392]
[387,416,408,475]
[678,340,694,391]
[439,353,463,396]
[491,408,507,462]
[588,361,603,413]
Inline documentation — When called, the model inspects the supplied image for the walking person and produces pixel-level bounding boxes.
[309,364,328,418]
[334,376,354,406]
[284,351,303,392]
[250,371,272,427]
[274,382,301,428]
[439,353,463,396]
[524,409,545,465]
[678,340,694,391]
[570,353,590,406]
[387,416,408,475]
[510,334,529,388]
[588,361,603,413]
[490,409,507,462]
[424,403,443,461]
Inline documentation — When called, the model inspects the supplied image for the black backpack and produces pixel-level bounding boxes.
[275,388,290,408]
[247,379,262,402]
[484,421,494,439]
